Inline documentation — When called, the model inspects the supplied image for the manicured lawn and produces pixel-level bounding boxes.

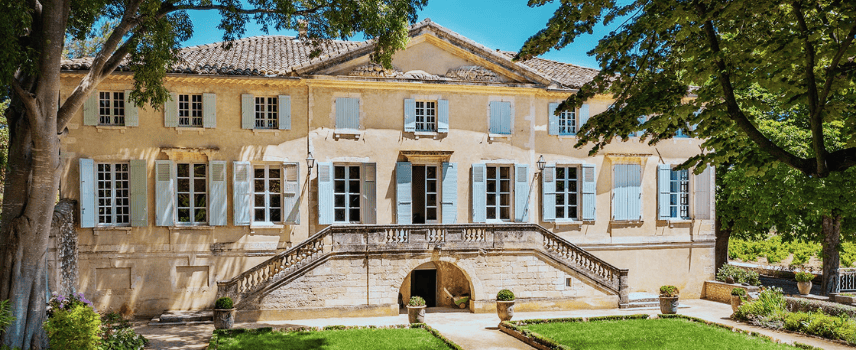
[211,327,454,350]
[521,318,799,350]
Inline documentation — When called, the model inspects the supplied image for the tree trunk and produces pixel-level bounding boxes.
[821,215,842,296]
[714,216,732,274]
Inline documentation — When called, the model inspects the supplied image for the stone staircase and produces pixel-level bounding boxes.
[619,292,690,311]
[149,310,213,326]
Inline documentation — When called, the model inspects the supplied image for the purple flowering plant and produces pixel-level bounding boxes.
[48,292,94,318]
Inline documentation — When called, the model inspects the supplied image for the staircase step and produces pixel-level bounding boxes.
[620,303,691,310]
[149,311,213,326]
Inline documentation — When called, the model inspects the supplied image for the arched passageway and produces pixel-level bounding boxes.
[398,261,472,310]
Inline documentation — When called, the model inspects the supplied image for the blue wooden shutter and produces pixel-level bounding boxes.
[155,160,175,226]
[362,163,377,224]
[613,164,641,221]
[283,163,300,224]
[396,162,412,224]
[124,90,139,127]
[129,160,147,227]
[471,164,486,223]
[658,164,672,220]
[164,92,178,127]
[279,95,291,130]
[232,161,252,226]
[202,93,216,128]
[514,164,529,222]
[404,99,416,132]
[79,158,95,228]
[695,166,712,220]
[578,103,590,129]
[542,165,556,222]
[83,93,98,126]
[209,161,228,226]
[336,97,360,130]
[441,162,457,223]
[582,164,596,221]
[317,162,334,225]
[489,101,512,134]
[548,103,559,136]
[241,94,255,129]
[438,99,449,133]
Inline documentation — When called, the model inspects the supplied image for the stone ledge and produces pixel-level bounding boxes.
[236,303,399,322]
[701,280,760,304]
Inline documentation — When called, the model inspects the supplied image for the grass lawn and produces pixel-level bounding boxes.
[521,318,799,350]
[211,327,454,350]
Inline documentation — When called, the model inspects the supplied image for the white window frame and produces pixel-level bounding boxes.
[485,165,512,222]
[415,100,437,132]
[554,166,580,221]
[253,164,284,224]
[178,94,203,127]
[333,164,362,224]
[254,96,279,129]
[558,110,576,136]
[176,163,208,225]
[98,91,125,126]
[96,162,130,226]
[668,168,690,219]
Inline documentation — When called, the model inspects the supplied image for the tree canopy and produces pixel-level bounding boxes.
[517,0,856,178]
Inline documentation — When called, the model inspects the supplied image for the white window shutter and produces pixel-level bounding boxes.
[489,101,511,134]
[155,160,175,226]
[362,163,377,224]
[202,93,216,128]
[613,164,641,221]
[578,103,590,129]
[232,161,252,226]
[279,95,291,130]
[471,164,486,223]
[164,92,179,127]
[83,93,98,126]
[209,161,228,226]
[336,97,360,130]
[130,160,147,227]
[404,99,416,132]
[396,162,412,224]
[514,164,529,222]
[581,164,596,221]
[695,166,712,220]
[317,162,334,225]
[79,158,95,228]
[283,163,300,224]
[241,94,255,129]
[441,162,457,223]
[124,90,139,127]
[542,165,556,222]
[658,164,672,220]
[438,99,449,133]
[548,103,559,136]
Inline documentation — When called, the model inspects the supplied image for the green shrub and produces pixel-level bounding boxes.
[659,285,679,297]
[716,265,761,286]
[408,296,426,307]
[731,288,747,297]
[795,272,815,282]
[214,297,233,310]
[496,289,515,301]
[0,299,14,336]
[99,312,147,350]
[734,287,787,321]
[45,293,101,350]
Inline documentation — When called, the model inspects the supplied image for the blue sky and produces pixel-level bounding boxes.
[184,0,623,69]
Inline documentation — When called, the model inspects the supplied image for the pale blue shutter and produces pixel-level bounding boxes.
[209,161,227,226]
[441,162,457,223]
[578,103,590,129]
[658,164,672,220]
[514,164,529,222]
[164,92,178,127]
[489,101,511,134]
[548,103,559,136]
[404,99,416,132]
[582,164,596,221]
[130,160,147,227]
[336,97,360,130]
[83,93,98,126]
[202,93,216,128]
[695,166,712,220]
[124,90,139,127]
[396,162,412,224]
[79,158,95,228]
[241,94,255,129]
[317,162,334,225]
[155,160,175,226]
[613,164,641,221]
[232,161,252,226]
[283,163,300,224]
[279,95,291,130]
[362,163,377,224]
[542,165,556,221]
[438,99,449,133]
[471,164,486,223]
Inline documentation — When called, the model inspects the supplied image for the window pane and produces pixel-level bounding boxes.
[194,164,206,177]
[556,206,564,219]
[335,209,345,222]
[178,209,190,222]
[349,195,360,207]
[270,194,280,207]
[349,209,360,221]
[178,179,190,192]
[255,194,265,207]
[194,194,206,208]
[335,194,345,207]
[177,164,189,177]
[255,209,265,221]
[500,207,510,220]
[500,193,510,206]
[556,168,564,178]
[194,179,206,192]
[195,209,206,222]
[349,166,360,178]
[427,208,437,221]
[556,181,565,192]
[269,168,280,179]
[270,209,281,222]
[178,194,190,207]
[269,179,281,192]
[487,167,496,178]
[334,180,346,193]
[255,168,265,178]
[255,180,265,192]
[486,208,496,220]
[335,166,345,178]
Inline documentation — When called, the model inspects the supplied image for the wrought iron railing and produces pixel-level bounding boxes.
[838,268,856,293]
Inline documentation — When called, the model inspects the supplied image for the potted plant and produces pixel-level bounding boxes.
[795,272,814,295]
[730,288,747,313]
[407,296,426,324]
[213,297,236,330]
[496,289,515,322]
[659,285,679,314]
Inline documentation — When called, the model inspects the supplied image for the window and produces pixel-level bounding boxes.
[178,94,203,127]
[613,164,642,221]
[558,110,575,135]
[415,101,436,132]
[554,167,579,220]
[668,168,689,219]
[96,163,130,225]
[489,101,512,135]
[253,165,282,223]
[334,165,361,223]
[336,97,360,130]
[98,92,125,126]
[254,97,279,129]
[176,163,207,224]
[486,166,511,221]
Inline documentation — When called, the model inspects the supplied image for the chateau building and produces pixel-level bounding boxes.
[58,20,715,320]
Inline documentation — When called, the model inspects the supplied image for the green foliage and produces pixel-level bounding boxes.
[728,237,831,268]
[99,312,147,350]
[732,288,747,297]
[734,287,787,322]
[0,299,14,335]
[214,297,233,310]
[408,296,425,307]
[453,296,469,306]
[716,265,761,286]
[659,285,679,297]
[795,272,815,283]
[496,289,515,301]
[44,296,102,350]
[783,312,856,344]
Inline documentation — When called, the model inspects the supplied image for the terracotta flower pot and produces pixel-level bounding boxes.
[797,281,812,295]
[407,305,426,324]
[730,295,743,313]
[496,300,515,322]
[659,296,679,314]
[213,308,236,330]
